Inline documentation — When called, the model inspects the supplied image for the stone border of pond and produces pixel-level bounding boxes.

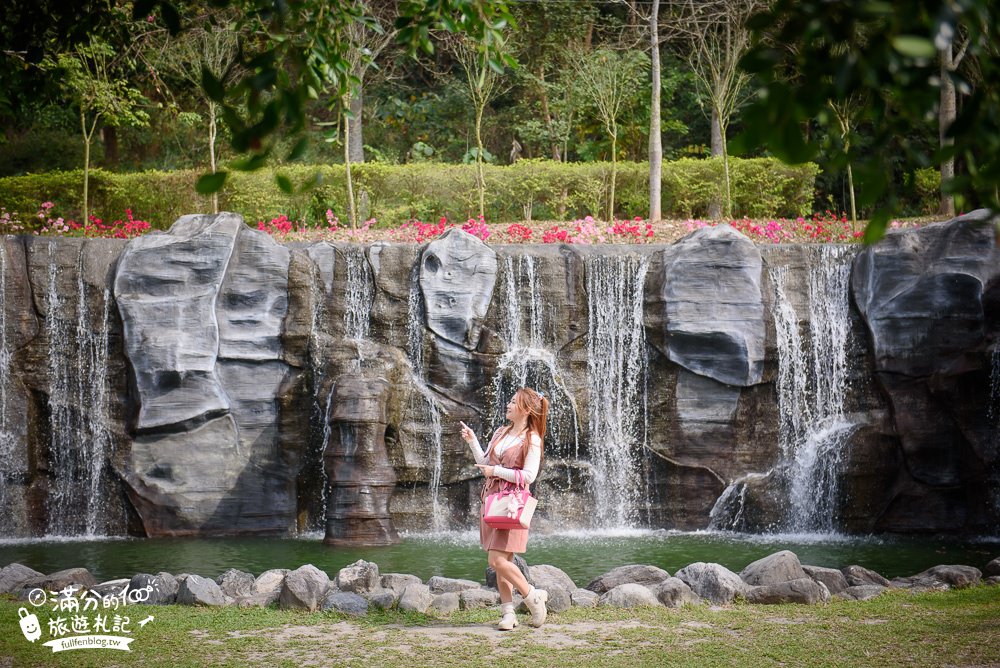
[3,551,999,617]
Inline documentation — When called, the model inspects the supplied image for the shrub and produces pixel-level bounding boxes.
[0,157,819,228]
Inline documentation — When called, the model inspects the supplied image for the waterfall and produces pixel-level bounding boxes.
[0,239,19,535]
[989,347,1000,431]
[770,245,857,532]
[585,254,649,528]
[343,246,374,341]
[45,243,114,536]
[489,255,580,467]
[709,471,771,532]
[405,262,425,377]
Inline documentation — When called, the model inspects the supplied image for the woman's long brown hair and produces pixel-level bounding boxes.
[512,386,548,445]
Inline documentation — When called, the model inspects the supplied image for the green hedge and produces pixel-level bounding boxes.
[0,157,819,230]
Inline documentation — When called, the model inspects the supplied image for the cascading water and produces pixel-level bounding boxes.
[343,246,374,341]
[45,243,114,536]
[403,259,448,531]
[585,254,649,528]
[0,239,20,535]
[489,255,580,466]
[772,245,857,533]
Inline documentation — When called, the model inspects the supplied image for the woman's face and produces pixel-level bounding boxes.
[506,396,526,422]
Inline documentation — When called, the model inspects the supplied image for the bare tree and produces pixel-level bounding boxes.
[827,93,866,228]
[617,0,664,222]
[571,46,649,221]
[153,13,242,213]
[939,36,970,217]
[664,0,765,218]
[447,33,512,219]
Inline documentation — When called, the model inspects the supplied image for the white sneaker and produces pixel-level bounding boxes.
[497,602,518,631]
[497,611,518,631]
[523,587,548,627]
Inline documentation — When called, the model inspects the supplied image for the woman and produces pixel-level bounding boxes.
[460,387,549,631]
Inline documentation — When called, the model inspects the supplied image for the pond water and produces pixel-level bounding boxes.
[2,530,998,585]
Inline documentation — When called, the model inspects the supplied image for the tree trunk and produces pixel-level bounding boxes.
[538,66,560,161]
[82,110,91,224]
[344,97,358,229]
[710,107,724,157]
[846,162,857,229]
[708,106,724,219]
[722,140,732,219]
[939,45,956,217]
[349,87,365,163]
[209,102,219,214]
[475,104,486,219]
[648,0,662,222]
[609,124,618,221]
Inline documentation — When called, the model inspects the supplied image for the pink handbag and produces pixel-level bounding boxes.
[483,469,537,530]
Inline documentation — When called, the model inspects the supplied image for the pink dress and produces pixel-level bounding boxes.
[479,427,530,553]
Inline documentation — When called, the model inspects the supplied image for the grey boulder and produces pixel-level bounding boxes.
[419,228,498,349]
[675,562,749,605]
[177,574,227,606]
[891,565,981,590]
[216,569,255,599]
[381,573,422,597]
[335,560,380,595]
[322,591,369,616]
[129,572,179,605]
[652,577,701,608]
[660,224,766,386]
[427,576,481,594]
[841,565,890,588]
[0,564,43,594]
[527,565,576,593]
[429,592,460,615]
[585,564,671,594]
[740,551,807,586]
[89,579,131,597]
[20,568,98,595]
[253,569,289,595]
[571,589,600,608]
[599,583,663,608]
[745,578,831,605]
[279,565,331,612]
[398,583,434,613]
[367,588,398,610]
[802,565,849,595]
[986,558,1000,578]
[460,589,501,610]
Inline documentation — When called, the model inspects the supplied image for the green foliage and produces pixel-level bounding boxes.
[736,0,999,238]
[0,157,818,227]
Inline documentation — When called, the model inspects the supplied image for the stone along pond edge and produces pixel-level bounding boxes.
[3,550,999,617]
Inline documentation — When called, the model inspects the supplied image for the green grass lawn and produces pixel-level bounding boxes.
[2,586,998,667]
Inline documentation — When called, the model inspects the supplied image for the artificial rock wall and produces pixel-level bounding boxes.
[0,210,997,541]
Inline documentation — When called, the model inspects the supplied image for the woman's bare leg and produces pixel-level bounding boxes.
[488,550,531,598]
[496,571,513,603]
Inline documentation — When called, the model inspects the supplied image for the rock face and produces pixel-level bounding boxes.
[419,228,497,350]
[660,225,766,386]
[852,210,1000,533]
[113,213,303,536]
[1,211,997,539]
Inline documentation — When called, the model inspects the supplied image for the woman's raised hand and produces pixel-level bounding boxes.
[459,420,475,443]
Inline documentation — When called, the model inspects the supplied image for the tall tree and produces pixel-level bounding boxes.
[571,46,649,221]
[447,32,512,219]
[664,0,766,219]
[139,0,517,196]
[48,37,149,223]
[152,11,243,213]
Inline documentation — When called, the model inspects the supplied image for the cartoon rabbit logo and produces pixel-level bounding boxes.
[19,607,41,643]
